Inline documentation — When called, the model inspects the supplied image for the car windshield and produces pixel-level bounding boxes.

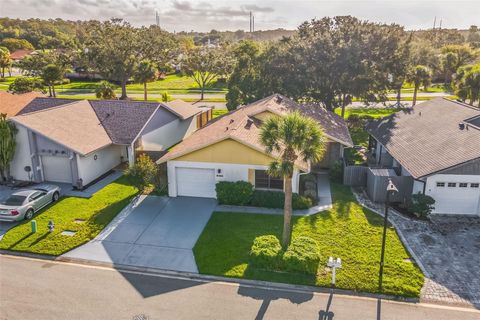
[1,195,27,206]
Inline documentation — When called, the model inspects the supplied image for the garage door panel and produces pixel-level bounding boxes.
[431,186,480,215]
[42,156,71,183]
[176,167,216,198]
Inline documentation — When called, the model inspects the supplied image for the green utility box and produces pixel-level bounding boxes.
[31,220,37,233]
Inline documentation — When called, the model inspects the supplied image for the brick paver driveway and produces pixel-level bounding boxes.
[355,191,480,308]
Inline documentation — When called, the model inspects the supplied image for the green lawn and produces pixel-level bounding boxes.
[213,109,229,118]
[0,176,138,256]
[336,107,401,119]
[194,183,424,297]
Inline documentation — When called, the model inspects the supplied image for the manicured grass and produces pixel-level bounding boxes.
[212,109,229,118]
[194,183,424,297]
[336,107,401,119]
[0,176,138,256]
[54,94,226,103]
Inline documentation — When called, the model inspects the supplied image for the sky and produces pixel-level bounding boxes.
[0,0,479,32]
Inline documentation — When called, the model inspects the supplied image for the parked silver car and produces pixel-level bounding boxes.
[0,185,61,222]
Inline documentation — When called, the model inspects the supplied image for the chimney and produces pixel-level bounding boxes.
[245,118,254,129]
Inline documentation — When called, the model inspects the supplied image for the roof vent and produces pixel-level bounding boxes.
[245,118,254,129]
[229,119,234,124]
[418,111,421,116]
[459,123,465,130]
[276,95,283,104]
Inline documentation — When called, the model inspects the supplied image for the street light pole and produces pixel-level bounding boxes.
[378,178,398,292]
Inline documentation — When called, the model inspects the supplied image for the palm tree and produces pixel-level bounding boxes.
[0,113,17,182]
[95,81,117,100]
[406,65,432,106]
[260,110,326,248]
[454,64,480,106]
[133,59,157,101]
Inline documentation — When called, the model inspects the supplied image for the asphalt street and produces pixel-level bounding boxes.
[1,255,479,320]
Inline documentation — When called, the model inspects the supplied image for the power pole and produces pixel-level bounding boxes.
[252,15,255,32]
[249,11,252,32]
[433,16,436,30]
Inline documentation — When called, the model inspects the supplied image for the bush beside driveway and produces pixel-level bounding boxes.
[194,183,424,298]
[0,177,138,255]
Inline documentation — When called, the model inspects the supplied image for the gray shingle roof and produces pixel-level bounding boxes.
[367,98,480,178]
[17,98,176,145]
[89,100,159,144]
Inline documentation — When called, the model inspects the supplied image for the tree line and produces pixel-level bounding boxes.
[2,17,480,110]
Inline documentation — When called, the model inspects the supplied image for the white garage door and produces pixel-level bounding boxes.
[431,184,480,215]
[176,167,216,198]
[42,156,72,183]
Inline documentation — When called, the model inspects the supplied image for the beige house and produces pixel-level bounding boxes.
[158,94,353,198]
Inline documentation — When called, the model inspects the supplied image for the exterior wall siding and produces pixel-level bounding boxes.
[139,114,197,152]
[174,139,275,165]
[76,145,123,185]
[10,124,33,181]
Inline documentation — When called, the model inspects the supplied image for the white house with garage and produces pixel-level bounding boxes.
[158,94,353,198]
[8,97,211,189]
[367,98,480,216]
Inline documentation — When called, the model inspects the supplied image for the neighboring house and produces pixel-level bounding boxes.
[367,97,480,215]
[158,94,353,198]
[9,98,211,189]
[9,49,34,62]
[0,91,45,118]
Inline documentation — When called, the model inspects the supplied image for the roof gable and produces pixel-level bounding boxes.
[11,100,112,155]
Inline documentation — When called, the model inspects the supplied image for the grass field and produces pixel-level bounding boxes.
[194,183,424,297]
[0,176,138,256]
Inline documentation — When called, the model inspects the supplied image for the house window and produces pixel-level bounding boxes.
[471,183,479,188]
[459,183,468,188]
[436,182,445,187]
[254,170,283,190]
[447,182,456,187]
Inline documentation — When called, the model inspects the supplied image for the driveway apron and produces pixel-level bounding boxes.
[63,196,216,273]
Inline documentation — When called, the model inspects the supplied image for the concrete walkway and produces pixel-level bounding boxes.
[216,173,333,216]
[63,195,216,273]
[50,170,123,198]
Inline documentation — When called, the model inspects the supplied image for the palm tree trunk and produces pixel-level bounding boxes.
[52,85,56,98]
[281,175,293,249]
[413,85,418,106]
[144,82,147,101]
[201,86,204,100]
[48,85,52,97]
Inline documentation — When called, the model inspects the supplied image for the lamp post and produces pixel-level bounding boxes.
[378,178,398,292]
[327,256,342,288]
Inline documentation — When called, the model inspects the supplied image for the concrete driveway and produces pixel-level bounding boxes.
[0,186,19,240]
[63,196,216,273]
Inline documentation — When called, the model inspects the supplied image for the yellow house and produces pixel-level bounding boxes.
[158,94,353,198]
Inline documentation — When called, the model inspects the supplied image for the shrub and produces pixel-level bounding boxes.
[216,181,253,205]
[282,236,320,274]
[408,193,435,219]
[250,190,313,210]
[124,154,159,192]
[8,77,45,94]
[329,160,343,183]
[162,92,172,102]
[250,235,283,269]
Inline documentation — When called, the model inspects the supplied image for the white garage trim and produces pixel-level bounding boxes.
[41,155,72,183]
[425,174,480,215]
[176,167,216,198]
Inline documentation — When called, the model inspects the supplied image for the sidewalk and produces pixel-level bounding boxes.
[216,173,333,216]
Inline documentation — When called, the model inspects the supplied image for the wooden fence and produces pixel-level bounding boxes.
[343,164,369,187]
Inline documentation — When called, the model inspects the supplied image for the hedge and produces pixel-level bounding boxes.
[249,235,283,269]
[216,181,254,206]
[283,236,321,274]
[250,190,313,210]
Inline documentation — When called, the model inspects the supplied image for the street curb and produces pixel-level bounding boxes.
[1,249,418,304]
